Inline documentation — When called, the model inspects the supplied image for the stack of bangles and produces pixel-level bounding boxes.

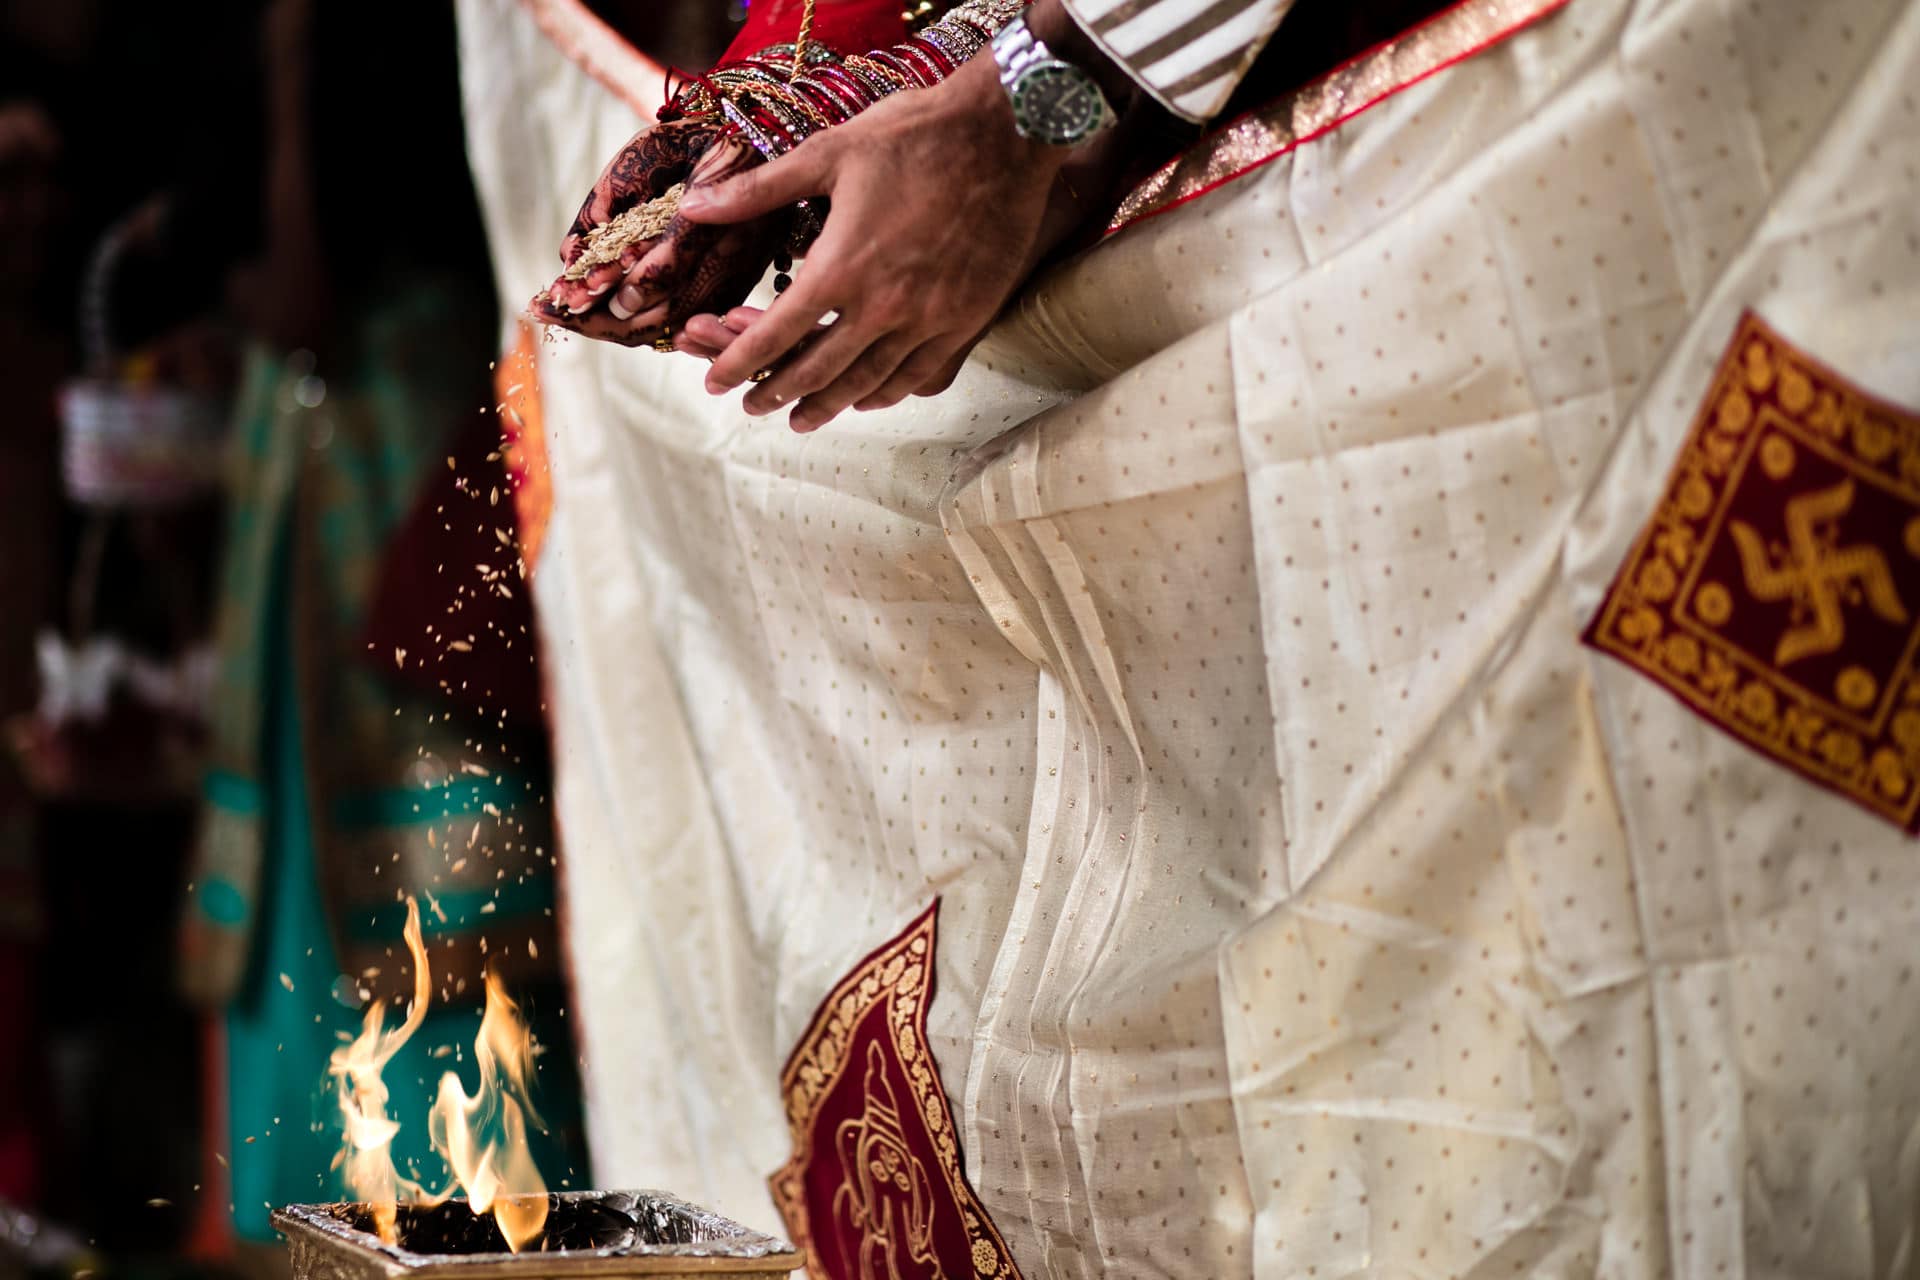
[663,0,1027,161]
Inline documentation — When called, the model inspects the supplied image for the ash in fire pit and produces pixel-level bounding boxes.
[274,1190,800,1278]
[321,1196,653,1255]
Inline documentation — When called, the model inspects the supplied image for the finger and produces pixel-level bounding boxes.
[529,290,671,347]
[788,332,920,432]
[616,203,780,327]
[673,332,726,360]
[549,237,658,315]
[855,335,972,412]
[681,313,742,354]
[707,271,837,393]
[608,254,669,322]
[742,316,878,417]
[678,135,835,226]
[559,193,606,265]
[915,343,977,398]
[688,310,843,374]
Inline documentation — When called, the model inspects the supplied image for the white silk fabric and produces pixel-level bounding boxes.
[456,0,1920,1274]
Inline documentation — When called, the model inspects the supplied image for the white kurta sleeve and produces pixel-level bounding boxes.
[1059,0,1293,122]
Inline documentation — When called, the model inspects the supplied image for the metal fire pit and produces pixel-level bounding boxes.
[272,1191,802,1279]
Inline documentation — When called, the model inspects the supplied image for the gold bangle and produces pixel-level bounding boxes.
[844,54,913,92]
[756,82,832,132]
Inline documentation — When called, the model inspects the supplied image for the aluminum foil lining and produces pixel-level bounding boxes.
[273,1190,802,1279]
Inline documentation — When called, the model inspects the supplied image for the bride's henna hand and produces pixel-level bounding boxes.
[604,137,783,325]
[542,117,722,317]
[535,135,797,350]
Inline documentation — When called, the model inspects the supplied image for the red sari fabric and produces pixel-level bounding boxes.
[720,0,908,63]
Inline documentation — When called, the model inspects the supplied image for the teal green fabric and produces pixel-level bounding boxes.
[186,292,561,1008]
[200,286,584,1243]
[226,537,585,1243]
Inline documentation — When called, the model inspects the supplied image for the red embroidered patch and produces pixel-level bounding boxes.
[769,902,1024,1280]
[1585,311,1920,831]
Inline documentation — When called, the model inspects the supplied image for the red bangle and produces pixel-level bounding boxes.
[869,48,931,88]
[808,65,865,112]
[900,42,946,83]
[798,73,863,121]
[902,35,957,76]
[836,59,900,100]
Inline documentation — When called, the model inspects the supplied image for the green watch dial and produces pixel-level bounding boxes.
[1012,61,1105,146]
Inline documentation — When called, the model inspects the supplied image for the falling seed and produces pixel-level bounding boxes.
[280,973,295,992]
[449,640,473,652]
[446,456,456,470]
[147,1198,172,1208]
[450,858,468,873]
[394,647,407,669]
[215,1153,228,1168]
[479,901,497,914]
[528,939,539,959]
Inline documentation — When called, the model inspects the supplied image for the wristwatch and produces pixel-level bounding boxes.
[991,14,1116,147]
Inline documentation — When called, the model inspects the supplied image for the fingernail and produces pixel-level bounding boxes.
[790,412,819,433]
[679,189,710,211]
[608,288,638,321]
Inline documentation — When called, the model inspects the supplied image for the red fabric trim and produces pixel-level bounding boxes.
[1109,0,1572,234]
[516,0,671,120]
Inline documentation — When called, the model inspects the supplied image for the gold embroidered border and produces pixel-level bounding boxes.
[1585,312,1920,832]
[1108,0,1570,232]
[769,903,1023,1280]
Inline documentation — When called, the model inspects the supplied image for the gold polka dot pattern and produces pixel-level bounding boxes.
[457,0,1920,1273]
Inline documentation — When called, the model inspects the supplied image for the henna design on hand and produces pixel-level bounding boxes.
[537,134,793,349]
[554,118,725,305]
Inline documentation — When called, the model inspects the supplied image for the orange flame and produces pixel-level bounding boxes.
[428,967,550,1252]
[326,896,549,1253]
[327,898,432,1244]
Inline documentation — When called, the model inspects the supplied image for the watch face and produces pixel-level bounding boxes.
[1012,62,1102,146]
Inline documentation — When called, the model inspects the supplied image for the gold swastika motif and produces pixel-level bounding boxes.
[1584,311,1920,833]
